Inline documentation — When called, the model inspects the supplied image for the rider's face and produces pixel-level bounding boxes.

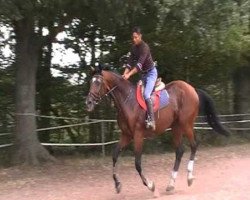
[132,32,142,45]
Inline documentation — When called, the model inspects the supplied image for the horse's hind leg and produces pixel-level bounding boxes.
[185,127,197,187]
[134,132,155,192]
[113,134,131,193]
[166,126,184,192]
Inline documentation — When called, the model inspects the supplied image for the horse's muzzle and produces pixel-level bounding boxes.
[86,95,95,112]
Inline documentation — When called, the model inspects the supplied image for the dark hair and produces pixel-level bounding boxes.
[132,26,142,34]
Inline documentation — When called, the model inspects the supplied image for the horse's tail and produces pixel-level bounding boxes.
[196,89,230,137]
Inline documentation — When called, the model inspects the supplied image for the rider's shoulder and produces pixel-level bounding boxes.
[141,41,150,49]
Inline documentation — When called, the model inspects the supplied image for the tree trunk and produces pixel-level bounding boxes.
[37,42,52,143]
[233,66,250,114]
[12,18,54,165]
[233,66,250,137]
[89,26,100,145]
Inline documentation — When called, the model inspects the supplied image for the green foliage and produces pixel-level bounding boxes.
[0,0,250,156]
[154,0,250,85]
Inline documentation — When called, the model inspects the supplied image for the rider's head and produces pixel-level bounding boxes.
[132,27,142,45]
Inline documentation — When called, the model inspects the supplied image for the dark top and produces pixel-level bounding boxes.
[127,40,155,73]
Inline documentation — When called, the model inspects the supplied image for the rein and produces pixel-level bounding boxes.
[89,85,118,105]
[89,73,133,106]
[124,88,132,104]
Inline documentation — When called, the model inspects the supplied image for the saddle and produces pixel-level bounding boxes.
[136,78,169,112]
[138,78,166,98]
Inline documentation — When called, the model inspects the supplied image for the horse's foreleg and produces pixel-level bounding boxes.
[134,134,155,192]
[112,144,122,193]
[112,135,131,193]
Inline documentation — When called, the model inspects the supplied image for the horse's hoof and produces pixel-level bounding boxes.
[187,178,194,187]
[166,185,175,192]
[115,182,122,193]
[147,180,155,192]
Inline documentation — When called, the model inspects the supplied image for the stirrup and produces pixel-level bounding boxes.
[145,117,156,130]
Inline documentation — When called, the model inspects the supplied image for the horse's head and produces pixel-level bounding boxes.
[86,69,108,112]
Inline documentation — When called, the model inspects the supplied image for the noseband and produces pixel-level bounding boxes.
[88,75,118,105]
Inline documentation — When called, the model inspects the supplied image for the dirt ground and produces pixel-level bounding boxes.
[0,144,250,200]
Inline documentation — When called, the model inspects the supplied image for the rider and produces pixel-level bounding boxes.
[122,27,158,130]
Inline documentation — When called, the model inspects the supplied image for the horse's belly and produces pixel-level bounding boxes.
[154,107,175,134]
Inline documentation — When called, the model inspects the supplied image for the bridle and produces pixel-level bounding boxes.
[88,75,118,105]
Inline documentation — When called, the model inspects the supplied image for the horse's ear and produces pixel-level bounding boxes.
[90,66,98,76]
[97,64,103,72]
[101,63,111,70]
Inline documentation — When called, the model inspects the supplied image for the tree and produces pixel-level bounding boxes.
[232,0,250,117]
[0,0,249,160]
[0,0,80,164]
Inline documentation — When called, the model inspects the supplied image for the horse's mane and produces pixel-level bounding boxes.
[104,69,122,78]
[102,69,137,109]
[103,69,135,87]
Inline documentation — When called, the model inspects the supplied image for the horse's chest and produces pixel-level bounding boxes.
[117,113,140,133]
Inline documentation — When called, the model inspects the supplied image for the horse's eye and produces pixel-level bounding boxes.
[95,81,101,86]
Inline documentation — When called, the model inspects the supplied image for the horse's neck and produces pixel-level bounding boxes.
[107,74,136,114]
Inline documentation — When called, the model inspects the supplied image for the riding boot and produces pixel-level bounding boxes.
[145,98,156,131]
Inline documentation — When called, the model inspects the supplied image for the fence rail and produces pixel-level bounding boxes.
[1,113,250,155]
[0,144,13,148]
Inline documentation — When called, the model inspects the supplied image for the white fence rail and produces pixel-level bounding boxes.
[1,113,250,155]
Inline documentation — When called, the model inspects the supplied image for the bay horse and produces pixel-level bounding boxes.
[86,68,230,194]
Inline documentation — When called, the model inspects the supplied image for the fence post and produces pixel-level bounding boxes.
[101,122,105,157]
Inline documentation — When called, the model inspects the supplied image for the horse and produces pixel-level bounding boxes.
[86,68,230,194]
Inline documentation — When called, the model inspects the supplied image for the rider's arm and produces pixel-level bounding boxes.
[122,67,138,80]
[127,67,138,77]
[123,49,134,79]
[123,67,130,75]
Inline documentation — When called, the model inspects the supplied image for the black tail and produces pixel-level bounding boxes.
[196,89,230,137]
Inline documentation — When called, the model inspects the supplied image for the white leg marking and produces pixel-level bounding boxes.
[187,160,194,172]
[188,172,195,180]
[187,160,195,183]
[171,171,178,179]
[147,179,153,189]
[169,171,178,186]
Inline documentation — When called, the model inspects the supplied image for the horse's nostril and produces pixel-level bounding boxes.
[85,99,90,105]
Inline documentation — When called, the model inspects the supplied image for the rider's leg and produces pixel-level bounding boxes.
[145,98,155,130]
[143,67,157,130]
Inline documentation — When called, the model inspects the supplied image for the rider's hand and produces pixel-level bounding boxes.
[122,73,130,80]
